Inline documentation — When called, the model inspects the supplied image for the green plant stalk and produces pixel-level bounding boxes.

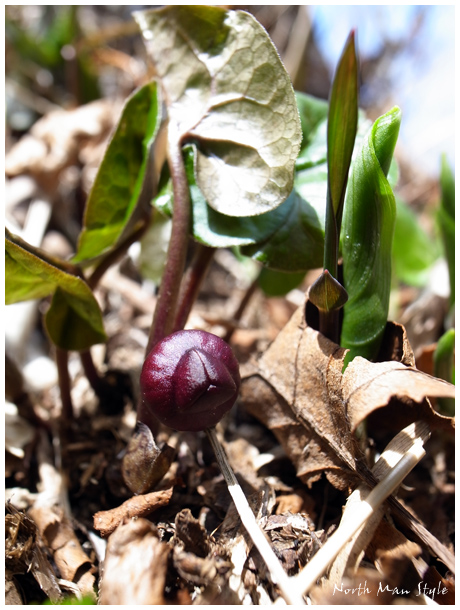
[439,154,455,307]
[433,328,455,416]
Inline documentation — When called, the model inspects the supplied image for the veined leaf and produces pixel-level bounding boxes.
[74,81,161,263]
[135,5,301,217]
[341,106,402,364]
[241,173,325,271]
[153,100,369,272]
[154,146,293,249]
[6,231,106,350]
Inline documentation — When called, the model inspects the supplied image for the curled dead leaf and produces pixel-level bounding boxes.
[241,301,454,489]
[240,299,455,570]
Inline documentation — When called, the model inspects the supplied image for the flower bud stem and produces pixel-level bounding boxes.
[205,427,306,605]
[173,244,215,333]
[147,133,191,354]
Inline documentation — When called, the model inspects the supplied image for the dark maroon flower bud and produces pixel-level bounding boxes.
[140,330,240,431]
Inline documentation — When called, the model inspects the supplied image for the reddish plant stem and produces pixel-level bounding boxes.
[223,274,260,343]
[138,135,191,431]
[146,135,191,354]
[87,220,150,291]
[173,244,215,332]
[55,348,73,421]
[80,349,104,397]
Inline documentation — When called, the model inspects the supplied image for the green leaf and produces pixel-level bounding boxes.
[6,231,106,350]
[258,267,306,297]
[45,286,106,351]
[154,100,369,273]
[135,5,301,217]
[327,31,359,225]
[438,154,455,305]
[323,31,358,278]
[392,197,439,287]
[295,91,328,169]
[433,328,455,416]
[73,81,161,263]
[241,172,326,271]
[341,106,402,364]
[6,239,58,304]
[154,146,292,248]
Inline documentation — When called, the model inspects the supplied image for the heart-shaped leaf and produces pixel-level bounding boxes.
[341,107,402,364]
[6,231,106,350]
[258,267,306,297]
[135,5,301,217]
[74,81,161,263]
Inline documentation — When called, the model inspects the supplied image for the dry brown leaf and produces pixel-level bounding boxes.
[5,99,122,192]
[240,301,455,569]
[93,485,173,537]
[241,303,454,488]
[6,503,63,603]
[367,519,424,587]
[98,519,169,605]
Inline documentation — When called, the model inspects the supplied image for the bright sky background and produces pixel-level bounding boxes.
[308,4,455,178]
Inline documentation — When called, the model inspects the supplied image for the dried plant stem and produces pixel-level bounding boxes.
[205,427,306,606]
[290,436,426,599]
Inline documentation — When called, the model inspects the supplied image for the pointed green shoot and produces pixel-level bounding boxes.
[323,30,359,277]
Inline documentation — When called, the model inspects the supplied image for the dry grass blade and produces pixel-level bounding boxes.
[289,421,429,598]
[206,426,306,606]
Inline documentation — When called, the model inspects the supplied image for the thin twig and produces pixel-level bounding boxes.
[205,427,306,606]
[79,349,104,396]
